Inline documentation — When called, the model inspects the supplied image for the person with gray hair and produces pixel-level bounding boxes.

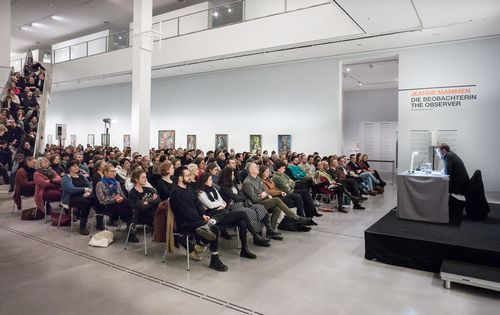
[242,162,312,238]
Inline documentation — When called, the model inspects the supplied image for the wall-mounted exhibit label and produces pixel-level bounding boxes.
[400,85,477,111]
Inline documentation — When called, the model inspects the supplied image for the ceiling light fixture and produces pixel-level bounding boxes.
[346,67,350,72]
[212,11,218,17]
[51,15,63,21]
[21,24,31,31]
[228,8,232,13]
[32,22,43,28]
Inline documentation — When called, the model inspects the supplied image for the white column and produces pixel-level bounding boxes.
[0,0,11,68]
[131,0,152,155]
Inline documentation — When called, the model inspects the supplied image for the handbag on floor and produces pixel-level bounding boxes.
[51,212,71,226]
[21,208,44,221]
[277,216,311,232]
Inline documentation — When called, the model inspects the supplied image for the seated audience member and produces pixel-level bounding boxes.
[314,161,350,212]
[20,91,38,111]
[197,173,267,259]
[50,154,64,176]
[34,157,62,215]
[187,163,200,182]
[128,168,161,229]
[330,158,366,206]
[3,95,20,118]
[205,162,220,188]
[149,161,163,189]
[358,154,386,187]
[243,162,311,234]
[218,167,273,242]
[116,158,131,184]
[298,154,314,177]
[259,165,317,224]
[0,141,11,183]
[347,154,382,194]
[170,166,228,272]
[156,161,175,200]
[193,157,206,176]
[95,164,137,241]
[13,157,36,210]
[3,89,20,104]
[125,165,154,192]
[272,161,322,218]
[17,141,33,157]
[61,160,94,235]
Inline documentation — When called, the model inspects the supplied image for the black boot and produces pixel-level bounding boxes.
[209,254,228,272]
[240,248,257,259]
[264,221,283,240]
[96,215,105,231]
[253,234,271,247]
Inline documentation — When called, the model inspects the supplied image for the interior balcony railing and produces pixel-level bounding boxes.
[51,0,330,64]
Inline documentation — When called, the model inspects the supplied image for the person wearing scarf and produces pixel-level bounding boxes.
[95,163,137,242]
[13,157,36,210]
[34,157,62,215]
[197,172,267,260]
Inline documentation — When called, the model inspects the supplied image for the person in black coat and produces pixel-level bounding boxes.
[437,143,469,195]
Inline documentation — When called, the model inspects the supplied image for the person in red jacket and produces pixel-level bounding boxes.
[13,157,36,210]
[34,157,62,215]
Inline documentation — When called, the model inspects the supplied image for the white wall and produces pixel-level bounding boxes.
[342,88,398,154]
[398,38,500,191]
[47,58,342,155]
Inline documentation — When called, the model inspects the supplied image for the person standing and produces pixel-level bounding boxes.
[436,143,469,195]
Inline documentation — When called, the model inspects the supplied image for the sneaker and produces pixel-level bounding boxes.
[190,251,202,261]
[196,224,216,241]
[240,249,257,259]
[128,233,139,243]
[194,244,207,254]
[209,255,228,272]
[79,227,89,236]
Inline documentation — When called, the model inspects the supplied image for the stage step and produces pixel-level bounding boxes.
[440,259,500,292]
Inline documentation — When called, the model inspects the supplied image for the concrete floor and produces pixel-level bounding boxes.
[1,186,499,315]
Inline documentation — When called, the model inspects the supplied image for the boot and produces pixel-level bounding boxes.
[337,206,349,213]
[96,215,105,231]
[294,216,312,225]
[253,234,271,247]
[353,203,365,210]
[240,248,257,259]
[264,221,283,240]
[209,254,228,272]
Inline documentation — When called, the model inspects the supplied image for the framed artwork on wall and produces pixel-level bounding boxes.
[249,134,262,153]
[70,134,77,147]
[278,135,291,154]
[87,134,95,146]
[186,135,197,150]
[215,134,228,152]
[123,134,130,149]
[158,130,175,150]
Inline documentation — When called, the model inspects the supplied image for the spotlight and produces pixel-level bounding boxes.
[346,67,350,72]
[212,11,218,17]
[228,8,232,13]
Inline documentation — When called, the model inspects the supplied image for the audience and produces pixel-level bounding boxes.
[128,168,161,230]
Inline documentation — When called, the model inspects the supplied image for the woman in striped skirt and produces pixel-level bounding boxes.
[219,168,274,239]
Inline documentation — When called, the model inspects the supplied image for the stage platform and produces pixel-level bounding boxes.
[365,204,500,273]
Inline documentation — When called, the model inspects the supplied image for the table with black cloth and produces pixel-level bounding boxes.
[397,171,450,223]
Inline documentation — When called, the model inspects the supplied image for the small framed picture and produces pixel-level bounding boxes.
[123,134,130,149]
[70,134,77,147]
[186,135,197,150]
[278,135,292,154]
[158,130,175,150]
[249,134,262,153]
[215,134,228,152]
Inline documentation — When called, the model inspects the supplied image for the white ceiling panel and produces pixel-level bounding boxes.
[413,0,500,28]
[334,0,422,34]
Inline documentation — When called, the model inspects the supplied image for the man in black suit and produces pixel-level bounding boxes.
[437,143,469,194]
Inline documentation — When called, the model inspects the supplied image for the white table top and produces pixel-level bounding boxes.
[398,170,449,179]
